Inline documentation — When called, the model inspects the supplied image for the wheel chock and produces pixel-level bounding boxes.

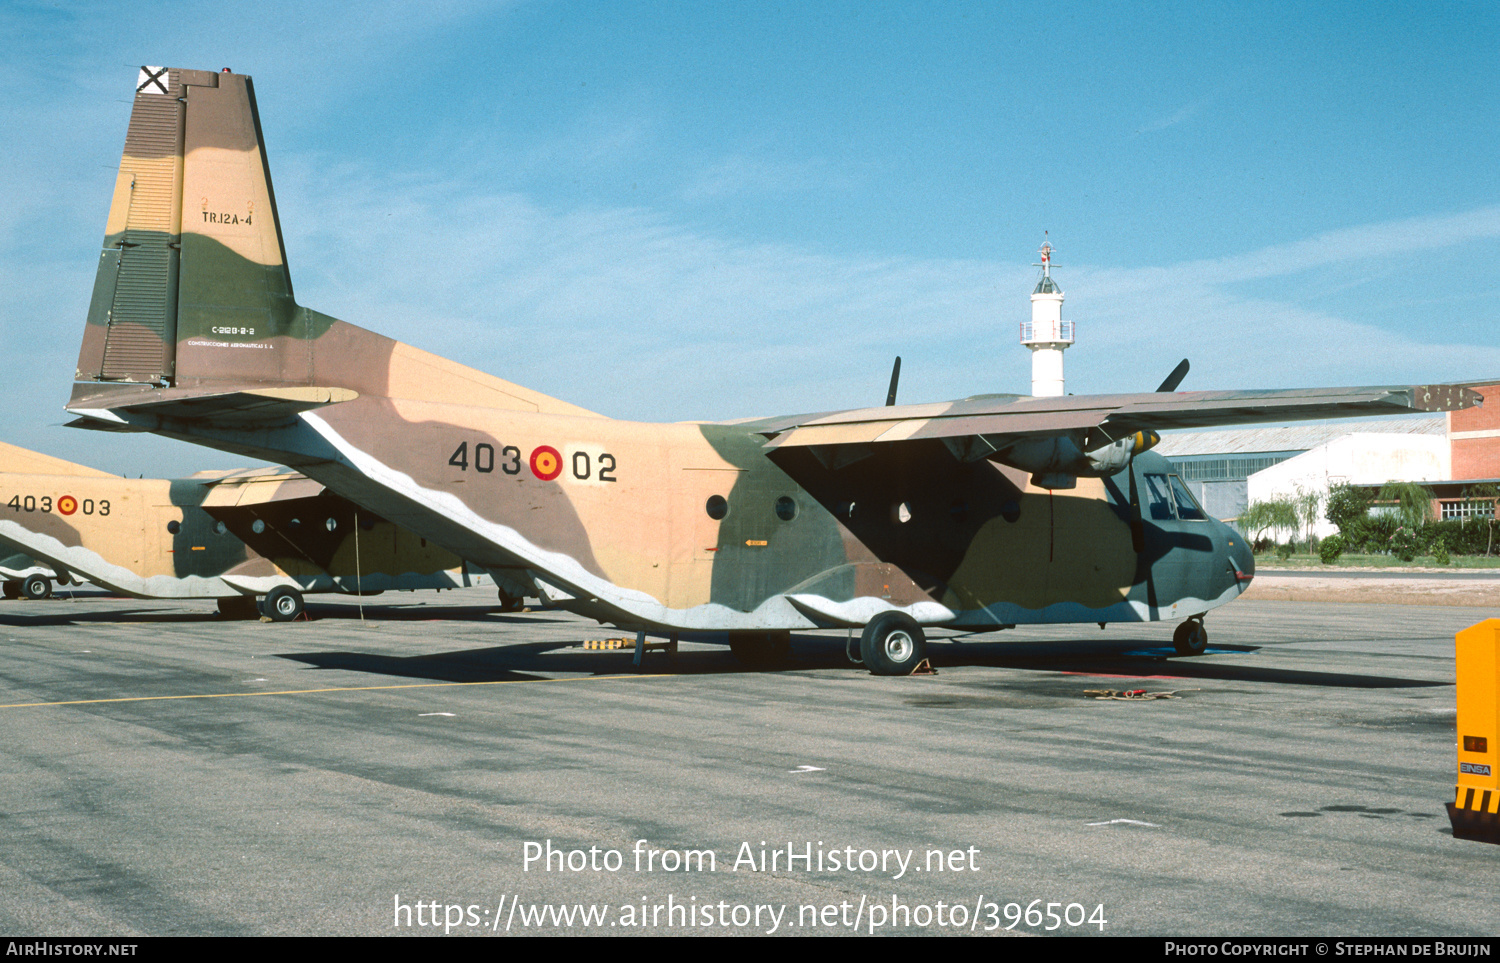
[582,638,633,650]
[1448,620,1500,844]
[911,658,937,676]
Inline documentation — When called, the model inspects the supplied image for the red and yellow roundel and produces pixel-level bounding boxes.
[529,445,562,481]
[57,496,78,515]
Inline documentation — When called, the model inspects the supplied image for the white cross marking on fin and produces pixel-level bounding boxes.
[137,67,168,95]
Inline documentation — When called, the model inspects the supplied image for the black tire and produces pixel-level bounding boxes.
[1173,619,1208,656]
[2,580,20,599]
[217,596,260,620]
[860,612,926,676]
[498,590,526,612]
[728,631,792,668]
[262,586,305,622]
[20,575,52,601]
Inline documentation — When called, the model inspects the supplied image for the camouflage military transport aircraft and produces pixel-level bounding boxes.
[64,67,1480,671]
[0,440,492,619]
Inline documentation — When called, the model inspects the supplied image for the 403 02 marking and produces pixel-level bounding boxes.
[447,442,616,483]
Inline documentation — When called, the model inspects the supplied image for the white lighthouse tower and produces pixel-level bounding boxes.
[1021,239,1074,397]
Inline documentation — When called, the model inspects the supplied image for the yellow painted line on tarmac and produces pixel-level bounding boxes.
[0,673,669,710]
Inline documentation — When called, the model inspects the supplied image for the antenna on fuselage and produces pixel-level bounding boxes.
[885,356,902,406]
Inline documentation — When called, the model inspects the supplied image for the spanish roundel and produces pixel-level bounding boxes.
[529,446,562,481]
[58,496,78,515]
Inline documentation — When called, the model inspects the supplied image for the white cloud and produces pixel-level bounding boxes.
[1178,206,1500,286]
[1135,98,1208,135]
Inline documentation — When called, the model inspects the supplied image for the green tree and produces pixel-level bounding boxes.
[1294,485,1323,550]
[1465,483,1500,556]
[1238,498,1299,549]
[1376,481,1433,530]
[1325,483,1372,534]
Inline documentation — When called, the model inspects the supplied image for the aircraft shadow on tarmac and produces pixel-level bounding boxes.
[281,640,784,683]
[0,605,223,626]
[276,633,1447,690]
[0,600,558,628]
[924,637,1448,689]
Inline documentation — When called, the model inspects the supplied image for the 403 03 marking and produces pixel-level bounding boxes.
[6,494,110,516]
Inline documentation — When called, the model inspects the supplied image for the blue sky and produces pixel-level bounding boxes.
[2,0,1497,476]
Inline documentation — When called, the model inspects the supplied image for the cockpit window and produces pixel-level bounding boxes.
[1169,475,1207,520]
[1144,473,1175,520]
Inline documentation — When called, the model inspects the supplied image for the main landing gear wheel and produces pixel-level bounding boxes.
[261,586,305,622]
[20,575,52,601]
[860,612,927,676]
[728,631,792,669]
[2,580,21,599]
[1173,619,1208,656]
[497,589,526,612]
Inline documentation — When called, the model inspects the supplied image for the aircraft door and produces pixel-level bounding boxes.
[669,468,743,608]
[1044,478,1135,610]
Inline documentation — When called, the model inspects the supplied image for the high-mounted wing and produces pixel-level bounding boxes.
[761,383,1480,487]
[763,383,1475,447]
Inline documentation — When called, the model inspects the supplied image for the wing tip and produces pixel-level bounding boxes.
[1412,384,1483,412]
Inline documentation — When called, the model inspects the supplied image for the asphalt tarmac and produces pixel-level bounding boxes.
[0,587,1495,937]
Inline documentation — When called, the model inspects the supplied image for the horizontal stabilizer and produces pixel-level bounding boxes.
[67,383,358,431]
[199,468,326,507]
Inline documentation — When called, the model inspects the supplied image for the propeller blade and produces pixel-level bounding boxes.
[1155,359,1190,393]
[885,356,902,407]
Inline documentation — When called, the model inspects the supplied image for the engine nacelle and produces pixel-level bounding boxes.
[993,430,1160,489]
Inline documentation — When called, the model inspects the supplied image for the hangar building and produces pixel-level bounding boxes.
[1157,386,1500,535]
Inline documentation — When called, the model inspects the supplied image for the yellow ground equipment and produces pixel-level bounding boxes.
[1448,619,1500,843]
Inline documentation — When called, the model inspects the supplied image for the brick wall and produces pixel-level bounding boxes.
[1451,384,1500,480]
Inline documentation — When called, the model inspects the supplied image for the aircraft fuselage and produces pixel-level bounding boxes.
[125,396,1254,633]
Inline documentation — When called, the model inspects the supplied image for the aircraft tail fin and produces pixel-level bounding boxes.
[73,67,598,420]
[78,67,297,388]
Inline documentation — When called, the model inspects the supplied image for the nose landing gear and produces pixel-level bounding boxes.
[1172,617,1208,656]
